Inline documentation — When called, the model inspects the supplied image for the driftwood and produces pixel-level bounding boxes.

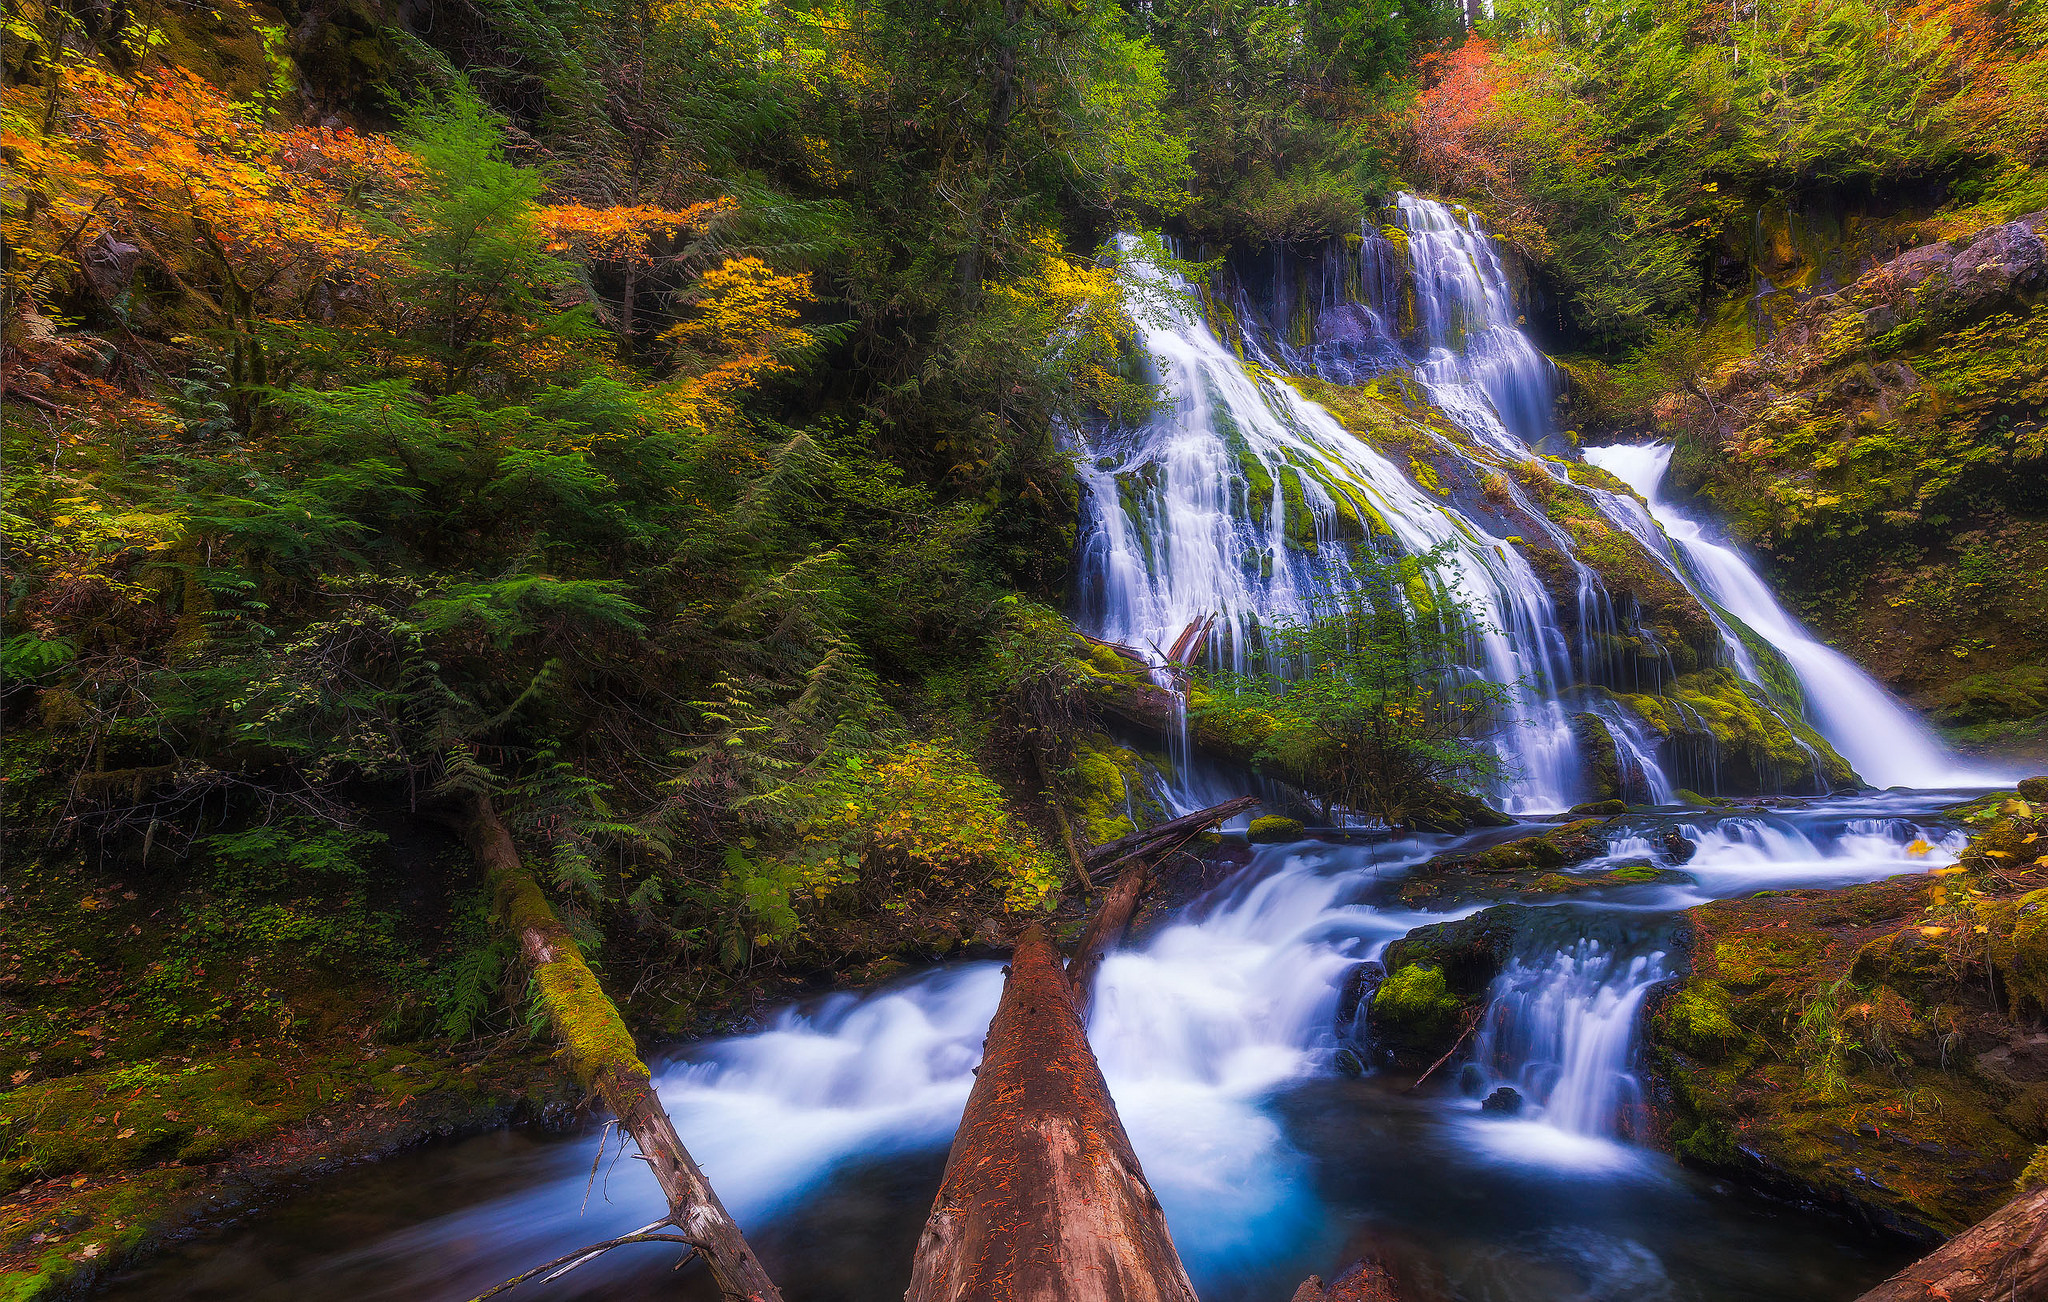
[905,926,1198,1302]
[1403,1014,1479,1095]
[464,794,784,1302]
[1082,796,1260,874]
[1851,1184,2048,1302]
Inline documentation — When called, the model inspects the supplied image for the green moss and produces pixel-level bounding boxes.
[1371,964,1462,1046]
[1660,985,1742,1058]
[1246,815,1306,843]
[1605,864,1666,883]
[1068,735,1163,845]
[1275,464,1318,552]
[2020,1145,2048,1192]
[1619,668,1856,794]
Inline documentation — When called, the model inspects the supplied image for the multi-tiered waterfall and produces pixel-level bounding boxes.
[1073,195,1987,811]
[106,203,1999,1302]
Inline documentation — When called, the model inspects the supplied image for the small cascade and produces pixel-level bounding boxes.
[1585,699,1677,805]
[1582,444,1997,789]
[1470,934,1669,1137]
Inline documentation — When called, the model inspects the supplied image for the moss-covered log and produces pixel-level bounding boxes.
[905,926,1197,1302]
[464,795,784,1302]
[1850,1184,2048,1302]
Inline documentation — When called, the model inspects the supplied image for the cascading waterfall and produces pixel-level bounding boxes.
[1582,443,1999,790]
[1075,231,1587,812]
[1074,194,1991,810]
[1471,937,1669,1138]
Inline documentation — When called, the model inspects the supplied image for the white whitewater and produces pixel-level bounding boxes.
[1075,232,1585,812]
[641,807,1961,1276]
[1582,443,1996,789]
[1072,195,1989,811]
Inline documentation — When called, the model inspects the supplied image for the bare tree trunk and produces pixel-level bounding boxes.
[1082,796,1259,875]
[1851,1185,2048,1302]
[464,794,784,1302]
[905,926,1197,1302]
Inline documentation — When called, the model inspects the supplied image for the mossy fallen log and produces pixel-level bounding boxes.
[463,794,783,1302]
[905,925,1197,1302]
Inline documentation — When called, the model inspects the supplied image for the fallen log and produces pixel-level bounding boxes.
[1082,795,1260,875]
[1065,859,1151,1019]
[1163,614,1216,666]
[1850,1183,2048,1302]
[464,793,783,1302]
[905,925,1198,1302]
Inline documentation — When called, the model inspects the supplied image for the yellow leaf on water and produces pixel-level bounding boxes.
[1906,839,1933,856]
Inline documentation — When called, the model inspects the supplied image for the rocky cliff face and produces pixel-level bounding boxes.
[1661,213,2048,763]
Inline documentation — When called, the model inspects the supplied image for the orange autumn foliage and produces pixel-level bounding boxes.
[1408,39,1507,198]
[2,61,415,327]
[536,198,732,266]
[661,256,813,427]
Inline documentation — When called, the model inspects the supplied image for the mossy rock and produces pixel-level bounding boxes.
[1566,798,1628,817]
[1371,904,1538,1066]
[1369,964,1463,1061]
[1247,815,1307,843]
[1603,863,1692,886]
[1426,819,1610,878]
[1068,734,1165,845]
[1619,668,1855,795]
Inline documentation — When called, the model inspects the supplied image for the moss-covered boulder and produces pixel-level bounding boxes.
[1643,809,2048,1240]
[1369,904,1538,1066]
[1247,815,1307,843]
[1618,668,1856,795]
[1068,733,1168,845]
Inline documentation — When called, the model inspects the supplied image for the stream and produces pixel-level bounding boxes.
[102,196,2016,1299]
[104,794,1975,1302]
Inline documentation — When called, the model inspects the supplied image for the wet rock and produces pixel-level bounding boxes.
[2020,776,2048,802]
[1564,798,1627,817]
[1481,1086,1524,1115]
[1335,960,1387,1039]
[1370,905,1538,1066]
[1661,829,1696,862]
[1640,824,2046,1240]
[1249,815,1307,843]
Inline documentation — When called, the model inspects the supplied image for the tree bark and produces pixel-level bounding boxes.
[464,794,784,1302]
[1082,796,1260,875]
[905,926,1198,1302]
[1065,860,1151,1019]
[1850,1184,2048,1302]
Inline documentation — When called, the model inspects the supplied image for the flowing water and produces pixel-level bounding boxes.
[102,198,2012,1300]
[105,796,1973,1302]
[1579,443,1998,791]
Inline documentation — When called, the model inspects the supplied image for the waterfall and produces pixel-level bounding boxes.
[1470,936,1668,1138]
[1074,229,1587,812]
[1581,443,1997,789]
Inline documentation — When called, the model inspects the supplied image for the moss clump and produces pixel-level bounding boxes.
[1370,964,1462,1054]
[1246,814,1306,843]
[1658,986,1742,1058]
[1068,735,1164,845]
[1604,864,1667,883]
